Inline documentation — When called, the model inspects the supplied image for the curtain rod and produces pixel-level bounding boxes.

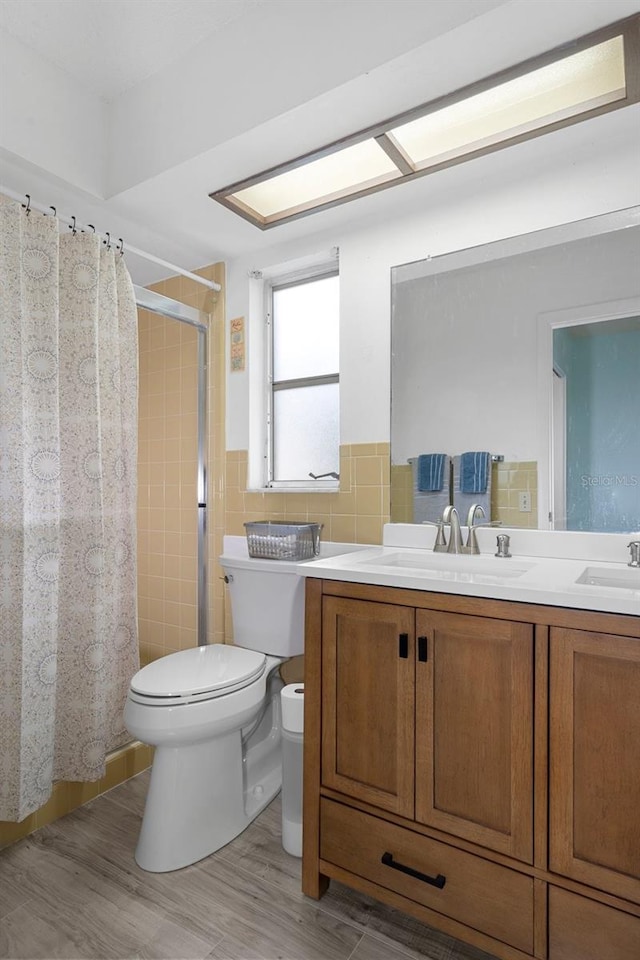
[0,186,221,292]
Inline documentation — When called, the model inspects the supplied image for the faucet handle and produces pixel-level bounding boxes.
[465,519,502,554]
[422,519,448,551]
[628,540,640,568]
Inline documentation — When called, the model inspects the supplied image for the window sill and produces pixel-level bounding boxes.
[249,484,340,494]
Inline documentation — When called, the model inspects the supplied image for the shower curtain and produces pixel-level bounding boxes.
[0,195,139,822]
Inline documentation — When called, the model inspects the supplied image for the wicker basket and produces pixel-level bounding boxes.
[244,520,322,561]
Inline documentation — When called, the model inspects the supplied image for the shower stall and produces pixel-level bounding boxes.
[134,285,208,667]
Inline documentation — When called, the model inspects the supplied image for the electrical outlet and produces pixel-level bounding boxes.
[519,491,532,512]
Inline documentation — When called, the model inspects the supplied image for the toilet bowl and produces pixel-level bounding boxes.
[124,543,305,872]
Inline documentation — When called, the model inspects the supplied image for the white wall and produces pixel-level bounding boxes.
[225,106,640,453]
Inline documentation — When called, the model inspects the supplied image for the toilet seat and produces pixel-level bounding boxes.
[129,644,267,706]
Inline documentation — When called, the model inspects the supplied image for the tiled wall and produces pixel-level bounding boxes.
[137,309,199,664]
[389,463,413,523]
[491,460,538,529]
[390,460,539,529]
[225,442,390,548]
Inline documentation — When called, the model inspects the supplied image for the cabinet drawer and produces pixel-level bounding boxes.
[320,798,533,954]
[548,886,640,960]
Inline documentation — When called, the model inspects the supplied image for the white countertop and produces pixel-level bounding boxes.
[294,525,640,617]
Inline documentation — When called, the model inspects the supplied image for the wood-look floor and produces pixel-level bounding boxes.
[0,771,498,960]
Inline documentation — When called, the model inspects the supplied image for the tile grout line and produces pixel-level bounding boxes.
[0,896,35,927]
[345,931,367,960]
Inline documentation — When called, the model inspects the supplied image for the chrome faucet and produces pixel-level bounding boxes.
[425,504,501,555]
[629,541,640,568]
[443,505,464,554]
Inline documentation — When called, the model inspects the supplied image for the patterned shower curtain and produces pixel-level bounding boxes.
[0,195,139,822]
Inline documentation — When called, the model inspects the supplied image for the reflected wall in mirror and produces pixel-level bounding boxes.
[390,209,640,533]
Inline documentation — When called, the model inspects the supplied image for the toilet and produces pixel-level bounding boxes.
[124,543,305,872]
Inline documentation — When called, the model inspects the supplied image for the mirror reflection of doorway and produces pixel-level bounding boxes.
[552,316,640,533]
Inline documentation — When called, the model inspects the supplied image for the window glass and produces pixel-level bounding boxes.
[273,383,339,482]
[273,274,339,381]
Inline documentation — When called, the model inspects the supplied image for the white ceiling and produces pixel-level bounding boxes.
[0,0,267,99]
[1,0,639,285]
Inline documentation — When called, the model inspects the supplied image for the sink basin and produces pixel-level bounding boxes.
[576,566,640,592]
[359,551,533,585]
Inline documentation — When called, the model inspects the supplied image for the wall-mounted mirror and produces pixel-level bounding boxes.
[390,208,640,533]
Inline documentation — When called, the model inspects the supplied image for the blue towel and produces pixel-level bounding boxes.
[417,453,446,492]
[460,451,490,494]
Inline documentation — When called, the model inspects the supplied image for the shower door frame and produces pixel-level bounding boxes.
[134,285,208,647]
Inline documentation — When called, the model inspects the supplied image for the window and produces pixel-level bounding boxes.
[265,268,339,489]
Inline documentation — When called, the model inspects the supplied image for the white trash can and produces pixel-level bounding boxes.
[280,683,304,857]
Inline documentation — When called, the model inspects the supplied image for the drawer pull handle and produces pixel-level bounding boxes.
[418,635,428,662]
[398,633,409,658]
[381,851,446,889]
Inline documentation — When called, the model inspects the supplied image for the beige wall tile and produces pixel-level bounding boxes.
[355,515,384,544]
[351,442,379,457]
[356,485,382,516]
[355,456,383,486]
[330,514,357,542]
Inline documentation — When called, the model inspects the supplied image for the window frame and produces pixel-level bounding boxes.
[264,263,340,491]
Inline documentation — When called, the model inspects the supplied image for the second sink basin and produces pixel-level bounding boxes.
[360,551,534,585]
[575,566,640,592]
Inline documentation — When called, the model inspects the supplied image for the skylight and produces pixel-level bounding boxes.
[210,18,638,229]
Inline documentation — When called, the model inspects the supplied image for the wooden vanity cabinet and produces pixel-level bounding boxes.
[414,610,533,863]
[321,597,533,859]
[549,628,640,905]
[304,578,640,960]
[321,596,415,817]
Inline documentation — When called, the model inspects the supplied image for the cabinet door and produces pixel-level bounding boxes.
[549,628,640,904]
[415,611,534,862]
[548,886,640,960]
[321,597,415,818]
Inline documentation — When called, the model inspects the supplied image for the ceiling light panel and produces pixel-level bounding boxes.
[389,36,626,169]
[227,139,401,223]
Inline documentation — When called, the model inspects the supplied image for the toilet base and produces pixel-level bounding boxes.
[134,670,283,872]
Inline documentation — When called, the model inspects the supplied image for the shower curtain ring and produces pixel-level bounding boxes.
[22,195,31,215]
[69,216,77,235]
[49,206,57,217]
[87,224,95,232]
[117,238,124,256]
[103,232,111,249]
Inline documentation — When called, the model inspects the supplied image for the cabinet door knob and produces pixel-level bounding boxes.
[398,633,409,658]
[381,852,446,889]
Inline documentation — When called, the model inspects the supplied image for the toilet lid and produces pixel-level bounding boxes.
[130,644,267,703]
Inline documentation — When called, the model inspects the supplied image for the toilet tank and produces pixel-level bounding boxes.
[219,553,305,657]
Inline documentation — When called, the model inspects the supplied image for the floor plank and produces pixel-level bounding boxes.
[0,872,32,922]
[0,771,500,960]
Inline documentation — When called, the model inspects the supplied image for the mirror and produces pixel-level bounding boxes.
[390,208,640,533]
